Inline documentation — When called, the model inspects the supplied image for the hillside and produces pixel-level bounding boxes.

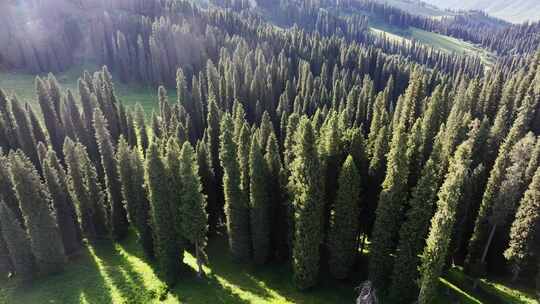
[423,0,540,23]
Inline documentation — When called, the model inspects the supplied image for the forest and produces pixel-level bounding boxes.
[0,0,539,303]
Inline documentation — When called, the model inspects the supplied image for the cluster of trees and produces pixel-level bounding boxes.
[0,0,540,303]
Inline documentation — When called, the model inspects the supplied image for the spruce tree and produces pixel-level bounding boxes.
[179,142,208,277]
[390,130,444,302]
[63,139,108,240]
[288,118,324,290]
[418,122,479,304]
[94,108,128,240]
[0,202,34,280]
[0,154,23,226]
[368,98,411,289]
[9,96,39,168]
[504,165,540,280]
[164,138,186,258]
[117,138,154,258]
[196,141,219,235]
[328,155,361,279]
[466,96,536,272]
[10,151,66,275]
[42,148,82,255]
[249,135,271,264]
[265,133,288,260]
[219,114,251,261]
[145,142,181,285]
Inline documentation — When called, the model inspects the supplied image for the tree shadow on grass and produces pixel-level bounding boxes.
[94,232,251,304]
[4,243,114,304]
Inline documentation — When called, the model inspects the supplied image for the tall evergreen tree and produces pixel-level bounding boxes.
[145,143,181,285]
[196,141,219,235]
[94,108,129,240]
[328,155,361,279]
[504,165,540,280]
[164,138,186,259]
[368,96,411,289]
[0,202,34,280]
[10,152,66,275]
[219,114,251,261]
[249,135,271,264]
[466,96,536,272]
[390,130,444,302]
[418,122,480,304]
[288,118,324,290]
[117,138,154,258]
[42,148,82,255]
[179,142,208,277]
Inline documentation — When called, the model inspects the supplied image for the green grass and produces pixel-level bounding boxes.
[0,230,525,304]
[0,64,174,114]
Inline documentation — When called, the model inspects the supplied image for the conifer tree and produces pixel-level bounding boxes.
[265,133,288,260]
[134,104,149,156]
[9,97,39,167]
[117,138,154,258]
[10,152,66,275]
[94,108,128,240]
[249,135,271,264]
[196,141,219,235]
[36,76,64,159]
[418,122,479,304]
[328,155,361,279]
[504,165,540,280]
[179,142,208,277]
[145,143,181,285]
[220,114,251,261]
[238,123,251,199]
[288,118,324,290]
[0,202,34,280]
[0,155,23,226]
[390,130,444,302]
[64,139,108,240]
[369,97,411,289]
[42,148,82,255]
[466,96,536,272]
[164,138,186,257]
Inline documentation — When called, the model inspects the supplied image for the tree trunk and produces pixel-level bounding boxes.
[480,224,497,264]
[196,240,203,278]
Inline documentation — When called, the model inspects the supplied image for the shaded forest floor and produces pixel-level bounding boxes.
[0,230,534,304]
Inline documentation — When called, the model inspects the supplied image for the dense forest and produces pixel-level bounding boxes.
[0,0,540,303]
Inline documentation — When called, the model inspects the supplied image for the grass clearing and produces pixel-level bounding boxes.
[0,230,505,304]
[0,64,173,114]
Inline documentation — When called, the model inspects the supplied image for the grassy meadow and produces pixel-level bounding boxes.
[0,229,535,304]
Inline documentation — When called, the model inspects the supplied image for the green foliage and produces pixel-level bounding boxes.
[10,151,66,275]
[94,108,129,241]
[504,165,540,279]
[219,114,251,261]
[116,137,154,258]
[0,202,34,280]
[249,135,271,264]
[390,131,445,302]
[179,142,208,276]
[42,147,82,255]
[328,155,361,279]
[288,118,324,290]
[418,122,479,304]
[144,143,181,285]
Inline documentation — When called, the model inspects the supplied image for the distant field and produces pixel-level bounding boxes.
[369,20,495,67]
[0,64,173,114]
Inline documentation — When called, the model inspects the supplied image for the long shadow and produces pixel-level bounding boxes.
[97,231,252,304]
[201,236,275,300]
[5,243,114,304]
